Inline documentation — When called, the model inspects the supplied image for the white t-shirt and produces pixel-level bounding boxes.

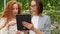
[29,16,39,34]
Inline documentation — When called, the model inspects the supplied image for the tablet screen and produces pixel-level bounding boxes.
[16,14,31,30]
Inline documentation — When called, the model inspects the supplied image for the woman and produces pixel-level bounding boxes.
[0,1,26,34]
[23,0,51,34]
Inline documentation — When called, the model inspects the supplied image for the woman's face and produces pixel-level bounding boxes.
[12,4,18,16]
[30,1,38,15]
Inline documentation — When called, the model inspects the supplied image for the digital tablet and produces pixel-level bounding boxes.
[16,14,31,30]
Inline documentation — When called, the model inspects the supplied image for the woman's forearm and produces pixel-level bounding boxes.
[5,24,10,29]
[0,27,8,34]
[32,28,43,34]
[24,31,28,34]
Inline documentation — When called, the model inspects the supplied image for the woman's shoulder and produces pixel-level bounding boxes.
[0,17,6,23]
[41,14,50,19]
[0,17,7,21]
[0,17,7,29]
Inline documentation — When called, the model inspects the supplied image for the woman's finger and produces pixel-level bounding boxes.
[23,22,32,29]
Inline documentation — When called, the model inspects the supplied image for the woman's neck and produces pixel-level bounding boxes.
[32,13,40,16]
[12,16,16,19]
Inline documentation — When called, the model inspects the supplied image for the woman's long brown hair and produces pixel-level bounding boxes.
[0,1,22,29]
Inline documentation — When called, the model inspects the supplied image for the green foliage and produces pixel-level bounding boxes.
[0,0,4,12]
[42,0,60,10]
[43,10,60,24]
[51,28,60,34]
[17,0,30,11]
[0,0,60,34]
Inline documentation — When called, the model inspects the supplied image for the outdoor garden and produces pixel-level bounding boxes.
[0,0,60,34]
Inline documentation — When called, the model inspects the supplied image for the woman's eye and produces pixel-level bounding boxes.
[30,5,36,7]
[16,8,18,10]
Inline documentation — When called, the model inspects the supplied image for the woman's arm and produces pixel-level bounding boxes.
[1,20,17,34]
[24,30,28,34]
[0,22,11,34]
[0,27,9,34]
[32,17,51,34]
[32,27,43,34]
[15,30,28,34]
[23,22,43,34]
[0,18,6,30]
[0,18,8,34]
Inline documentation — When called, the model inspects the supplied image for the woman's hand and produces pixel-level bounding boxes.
[5,21,16,28]
[8,21,16,26]
[15,30,28,34]
[15,30,20,34]
[23,21,34,30]
[23,21,43,34]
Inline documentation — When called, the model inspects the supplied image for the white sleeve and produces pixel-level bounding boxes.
[0,18,9,34]
[0,18,6,28]
[0,27,9,34]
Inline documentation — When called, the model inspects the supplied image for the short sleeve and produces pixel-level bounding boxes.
[0,18,7,29]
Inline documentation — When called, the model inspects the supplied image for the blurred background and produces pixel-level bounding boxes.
[0,0,60,34]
